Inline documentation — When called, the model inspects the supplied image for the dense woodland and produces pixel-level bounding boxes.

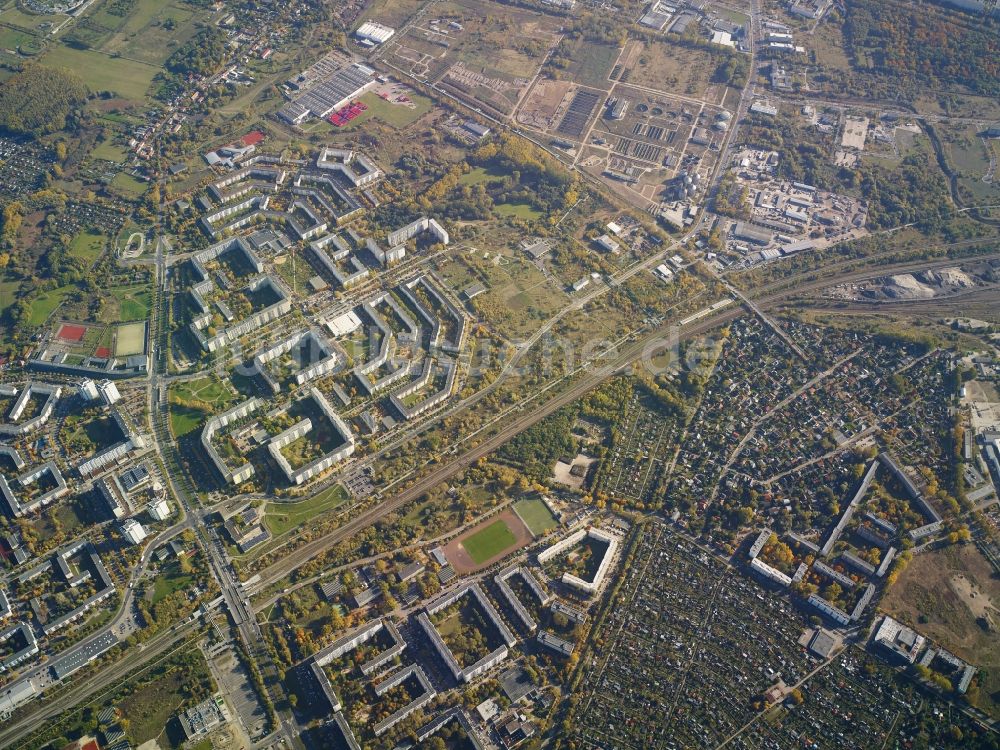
[0,66,87,137]
[844,0,1000,97]
[165,26,229,77]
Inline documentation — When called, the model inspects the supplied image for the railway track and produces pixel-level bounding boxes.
[248,248,1000,592]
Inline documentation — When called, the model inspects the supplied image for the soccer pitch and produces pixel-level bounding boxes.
[462,519,518,565]
[114,321,146,357]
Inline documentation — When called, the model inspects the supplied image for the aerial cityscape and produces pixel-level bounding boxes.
[0,0,996,747]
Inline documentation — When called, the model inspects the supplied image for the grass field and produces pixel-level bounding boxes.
[0,26,32,50]
[0,278,18,319]
[68,230,106,264]
[555,40,618,89]
[462,518,518,564]
[118,650,214,746]
[459,166,506,186]
[109,285,152,321]
[99,0,198,66]
[110,171,150,198]
[151,562,193,605]
[90,140,128,163]
[41,44,158,102]
[115,320,146,355]
[168,376,237,437]
[626,39,721,98]
[514,497,558,536]
[343,90,433,130]
[495,201,543,221]
[0,6,66,32]
[28,285,75,326]
[264,484,349,537]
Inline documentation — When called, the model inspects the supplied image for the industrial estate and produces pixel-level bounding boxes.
[0,0,997,747]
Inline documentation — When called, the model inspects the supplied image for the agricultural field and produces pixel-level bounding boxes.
[39,44,159,103]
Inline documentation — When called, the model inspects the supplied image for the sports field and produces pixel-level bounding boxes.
[114,321,146,357]
[444,507,533,572]
[57,323,87,342]
[513,497,558,536]
[463,519,516,564]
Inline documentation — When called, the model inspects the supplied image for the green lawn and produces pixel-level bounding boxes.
[40,44,158,102]
[69,230,106,264]
[0,26,32,50]
[168,376,237,437]
[0,279,19,318]
[0,6,66,32]
[496,201,543,221]
[110,171,149,199]
[28,285,75,326]
[151,563,193,605]
[334,90,433,131]
[514,497,558,536]
[459,166,506,186]
[90,140,128,163]
[263,484,349,537]
[168,405,204,438]
[111,287,152,321]
[462,518,518,564]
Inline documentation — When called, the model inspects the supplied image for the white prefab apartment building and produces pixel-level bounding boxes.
[202,398,262,485]
[268,388,355,486]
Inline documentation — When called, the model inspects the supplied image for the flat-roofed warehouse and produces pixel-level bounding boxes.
[279,63,377,125]
[355,21,395,45]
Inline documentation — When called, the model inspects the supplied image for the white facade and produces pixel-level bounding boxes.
[561,528,619,596]
[202,398,262,485]
[268,389,355,486]
[326,310,363,338]
[148,498,171,521]
[98,380,121,406]
[121,518,147,545]
[355,21,395,44]
[78,379,100,402]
